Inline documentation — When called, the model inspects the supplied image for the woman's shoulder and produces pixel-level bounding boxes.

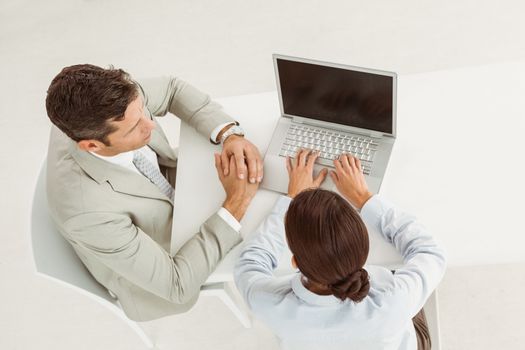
[366,265,397,296]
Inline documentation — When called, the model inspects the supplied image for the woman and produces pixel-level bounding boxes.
[234,149,446,350]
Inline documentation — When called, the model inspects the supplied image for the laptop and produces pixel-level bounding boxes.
[261,54,397,194]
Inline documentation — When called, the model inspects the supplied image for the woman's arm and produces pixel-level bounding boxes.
[233,195,291,308]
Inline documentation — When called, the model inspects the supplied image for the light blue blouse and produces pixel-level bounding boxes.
[234,195,447,350]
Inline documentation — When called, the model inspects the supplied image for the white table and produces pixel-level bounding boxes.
[170,91,406,284]
[172,60,525,273]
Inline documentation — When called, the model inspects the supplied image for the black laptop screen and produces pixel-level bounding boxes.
[276,58,394,134]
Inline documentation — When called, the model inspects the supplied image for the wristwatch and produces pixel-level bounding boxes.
[220,124,245,144]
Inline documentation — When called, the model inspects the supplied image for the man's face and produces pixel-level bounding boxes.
[100,96,156,155]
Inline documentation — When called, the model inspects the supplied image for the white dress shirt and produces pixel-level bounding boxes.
[234,195,447,350]
[92,144,160,175]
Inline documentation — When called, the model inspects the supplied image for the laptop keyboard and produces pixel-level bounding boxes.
[279,124,378,175]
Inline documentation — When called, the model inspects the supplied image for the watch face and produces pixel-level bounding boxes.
[233,126,244,135]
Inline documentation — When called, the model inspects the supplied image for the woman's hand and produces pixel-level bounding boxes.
[331,154,372,210]
[286,149,328,198]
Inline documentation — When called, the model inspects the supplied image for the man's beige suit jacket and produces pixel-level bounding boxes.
[46,76,241,321]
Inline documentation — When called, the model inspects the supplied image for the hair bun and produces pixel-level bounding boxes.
[329,268,370,302]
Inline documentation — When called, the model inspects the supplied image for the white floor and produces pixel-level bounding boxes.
[1,1,525,349]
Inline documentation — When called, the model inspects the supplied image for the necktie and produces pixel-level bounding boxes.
[132,151,174,201]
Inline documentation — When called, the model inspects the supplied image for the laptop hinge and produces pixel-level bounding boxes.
[369,131,383,138]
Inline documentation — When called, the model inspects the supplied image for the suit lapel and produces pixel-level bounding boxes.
[68,139,174,205]
[148,119,178,168]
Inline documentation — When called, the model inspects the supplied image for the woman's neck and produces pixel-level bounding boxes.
[302,277,332,296]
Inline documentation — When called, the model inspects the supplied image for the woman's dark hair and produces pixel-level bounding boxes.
[45,64,138,145]
[285,189,370,302]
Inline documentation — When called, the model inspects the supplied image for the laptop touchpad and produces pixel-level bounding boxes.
[315,164,337,192]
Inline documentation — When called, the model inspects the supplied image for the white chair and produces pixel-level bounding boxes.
[200,281,251,328]
[30,161,155,349]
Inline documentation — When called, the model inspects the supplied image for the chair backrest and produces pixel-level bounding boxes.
[30,160,116,306]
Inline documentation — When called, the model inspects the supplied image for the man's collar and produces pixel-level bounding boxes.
[90,148,134,165]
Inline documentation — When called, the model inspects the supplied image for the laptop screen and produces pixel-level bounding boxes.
[276,58,394,135]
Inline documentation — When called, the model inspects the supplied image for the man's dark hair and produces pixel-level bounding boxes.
[285,189,370,302]
[45,64,138,145]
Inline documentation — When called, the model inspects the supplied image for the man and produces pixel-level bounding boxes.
[45,64,261,321]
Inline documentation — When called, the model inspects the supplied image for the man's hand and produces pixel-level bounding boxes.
[286,149,328,198]
[331,154,373,210]
[215,153,259,221]
[220,135,263,184]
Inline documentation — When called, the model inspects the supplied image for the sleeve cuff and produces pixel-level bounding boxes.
[217,207,242,232]
[210,122,236,144]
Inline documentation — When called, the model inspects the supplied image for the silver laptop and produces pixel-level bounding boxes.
[261,54,397,194]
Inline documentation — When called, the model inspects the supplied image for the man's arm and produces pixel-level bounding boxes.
[136,76,235,140]
[64,211,240,304]
[137,76,263,184]
[60,154,256,305]
[233,195,291,309]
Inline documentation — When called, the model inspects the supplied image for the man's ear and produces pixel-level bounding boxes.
[291,255,298,269]
[77,139,105,152]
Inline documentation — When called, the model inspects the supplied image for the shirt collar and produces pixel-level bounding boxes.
[90,149,134,167]
[291,273,343,306]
